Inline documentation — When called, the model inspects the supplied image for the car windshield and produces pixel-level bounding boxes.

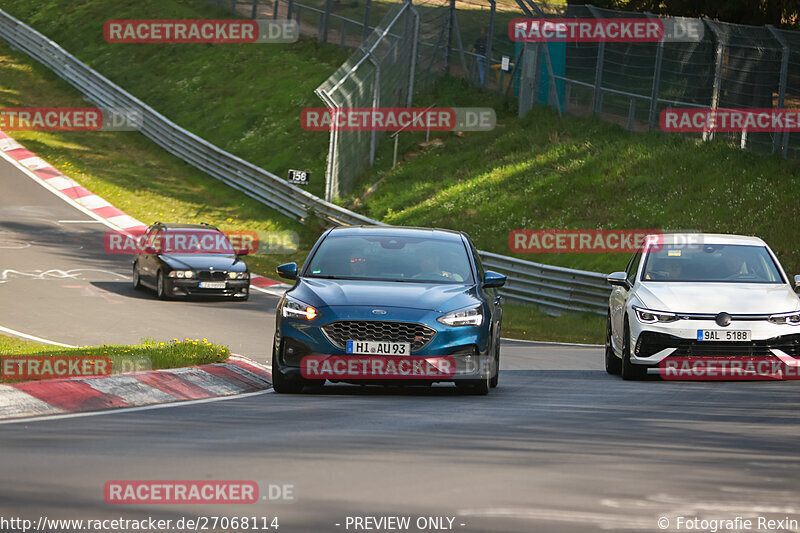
[155,229,234,254]
[304,234,474,283]
[641,243,783,283]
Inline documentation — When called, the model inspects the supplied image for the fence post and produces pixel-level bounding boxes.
[287,0,294,20]
[273,0,279,20]
[407,2,420,105]
[251,0,259,18]
[703,18,725,142]
[368,54,380,166]
[296,6,301,24]
[320,0,333,44]
[587,5,605,117]
[646,13,664,130]
[485,0,495,89]
[767,25,790,158]
[231,0,237,13]
[445,0,455,75]
[362,0,372,40]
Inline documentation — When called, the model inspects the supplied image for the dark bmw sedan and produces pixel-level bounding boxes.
[132,222,250,300]
[272,226,506,394]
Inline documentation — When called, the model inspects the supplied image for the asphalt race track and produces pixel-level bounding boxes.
[2,155,800,532]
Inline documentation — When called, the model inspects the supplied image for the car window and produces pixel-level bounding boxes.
[641,244,783,283]
[305,234,474,284]
[625,250,642,285]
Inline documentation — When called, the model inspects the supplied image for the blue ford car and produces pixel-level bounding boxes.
[271,226,506,394]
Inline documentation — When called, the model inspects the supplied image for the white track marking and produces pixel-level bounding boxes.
[0,325,77,347]
[0,149,122,231]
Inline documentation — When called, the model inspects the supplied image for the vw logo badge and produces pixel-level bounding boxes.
[715,312,732,327]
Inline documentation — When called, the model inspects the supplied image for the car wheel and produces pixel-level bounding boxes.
[156,270,168,300]
[605,311,621,375]
[621,318,645,380]
[271,348,304,394]
[132,263,143,291]
[489,332,500,388]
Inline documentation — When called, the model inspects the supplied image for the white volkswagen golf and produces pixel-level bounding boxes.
[606,233,800,379]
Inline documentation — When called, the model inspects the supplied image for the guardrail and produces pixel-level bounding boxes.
[0,9,610,315]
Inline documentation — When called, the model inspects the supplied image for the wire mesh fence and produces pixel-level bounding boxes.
[519,5,800,160]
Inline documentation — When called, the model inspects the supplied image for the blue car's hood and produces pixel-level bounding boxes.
[291,278,478,312]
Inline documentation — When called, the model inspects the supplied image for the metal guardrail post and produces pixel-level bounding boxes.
[703,18,725,142]
[767,25,790,158]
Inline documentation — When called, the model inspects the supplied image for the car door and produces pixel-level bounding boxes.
[611,249,642,350]
[139,227,160,285]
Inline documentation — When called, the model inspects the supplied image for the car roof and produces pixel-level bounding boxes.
[648,233,767,247]
[327,225,467,242]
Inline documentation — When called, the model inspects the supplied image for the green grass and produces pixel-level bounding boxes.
[350,76,800,278]
[0,334,230,383]
[501,303,604,343]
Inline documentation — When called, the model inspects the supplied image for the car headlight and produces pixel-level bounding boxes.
[228,271,249,279]
[633,306,679,324]
[768,311,800,325]
[168,270,194,278]
[437,305,484,327]
[281,297,319,320]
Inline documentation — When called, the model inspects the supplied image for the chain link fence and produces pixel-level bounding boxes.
[519,4,800,160]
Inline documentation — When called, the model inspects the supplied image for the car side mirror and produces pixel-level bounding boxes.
[235,248,249,256]
[277,262,298,280]
[483,270,506,288]
[143,245,157,254]
[607,271,630,288]
[794,274,800,291]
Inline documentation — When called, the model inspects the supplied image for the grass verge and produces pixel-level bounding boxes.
[0,334,230,383]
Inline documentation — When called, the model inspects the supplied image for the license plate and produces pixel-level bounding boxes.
[697,329,751,341]
[346,341,410,355]
[199,281,226,289]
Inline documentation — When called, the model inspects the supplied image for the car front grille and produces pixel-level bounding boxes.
[636,332,800,358]
[322,320,437,352]
[197,270,227,281]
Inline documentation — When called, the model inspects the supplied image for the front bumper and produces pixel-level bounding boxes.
[629,318,800,367]
[167,278,249,298]
[274,305,492,382]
